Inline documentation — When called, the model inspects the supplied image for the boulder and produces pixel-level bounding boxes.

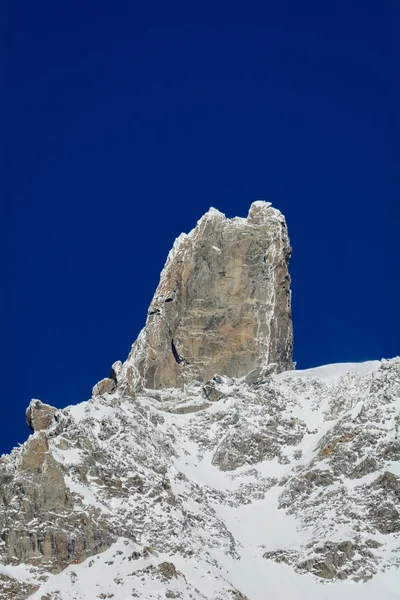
[203,379,226,402]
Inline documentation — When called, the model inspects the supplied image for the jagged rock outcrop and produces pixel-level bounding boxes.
[120,201,293,390]
[26,399,57,432]
[92,377,116,398]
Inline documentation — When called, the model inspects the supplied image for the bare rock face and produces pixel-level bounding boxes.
[20,431,49,471]
[92,377,116,398]
[122,201,293,390]
[26,399,57,432]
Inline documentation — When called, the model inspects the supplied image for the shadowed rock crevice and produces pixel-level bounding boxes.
[171,339,182,364]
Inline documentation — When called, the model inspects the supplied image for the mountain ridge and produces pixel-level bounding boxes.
[1,203,399,599]
[1,357,399,599]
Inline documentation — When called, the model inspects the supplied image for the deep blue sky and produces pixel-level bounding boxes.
[4,1,399,454]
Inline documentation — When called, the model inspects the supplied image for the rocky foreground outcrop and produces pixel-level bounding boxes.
[119,201,293,391]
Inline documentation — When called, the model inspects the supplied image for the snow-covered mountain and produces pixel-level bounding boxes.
[1,203,399,599]
[1,358,399,599]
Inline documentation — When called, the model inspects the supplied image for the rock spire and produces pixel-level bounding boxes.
[121,200,293,391]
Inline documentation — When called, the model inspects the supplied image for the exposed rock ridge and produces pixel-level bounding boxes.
[121,201,293,390]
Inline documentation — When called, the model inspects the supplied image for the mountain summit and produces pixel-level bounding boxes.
[116,201,293,393]
[1,204,399,600]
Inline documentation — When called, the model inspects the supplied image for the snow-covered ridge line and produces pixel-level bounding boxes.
[283,359,382,380]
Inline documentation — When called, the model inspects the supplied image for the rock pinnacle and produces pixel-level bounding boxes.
[120,201,293,391]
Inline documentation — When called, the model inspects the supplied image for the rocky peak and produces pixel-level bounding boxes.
[120,201,293,391]
[0,199,398,599]
[26,399,57,432]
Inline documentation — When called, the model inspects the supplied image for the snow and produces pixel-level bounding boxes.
[64,476,112,514]
[24,539,400,600]
[0,562,38,584]
[205,207,226,218]
[389,462,400,477]
[250,200,272,209]
[214,486,306,550]
[67,400,90,423]
[282,360,381,380]
[51,446,83,465]
[214,553,400,600]
[4,357,400,599]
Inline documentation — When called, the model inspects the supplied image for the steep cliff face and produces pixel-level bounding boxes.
[121,201,293,391]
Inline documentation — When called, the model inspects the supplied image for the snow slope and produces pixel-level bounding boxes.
[1,358,399,599]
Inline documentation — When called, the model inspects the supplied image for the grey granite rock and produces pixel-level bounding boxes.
[26,400,57,432]
[120,201,293,390]
[92,377,116,398]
